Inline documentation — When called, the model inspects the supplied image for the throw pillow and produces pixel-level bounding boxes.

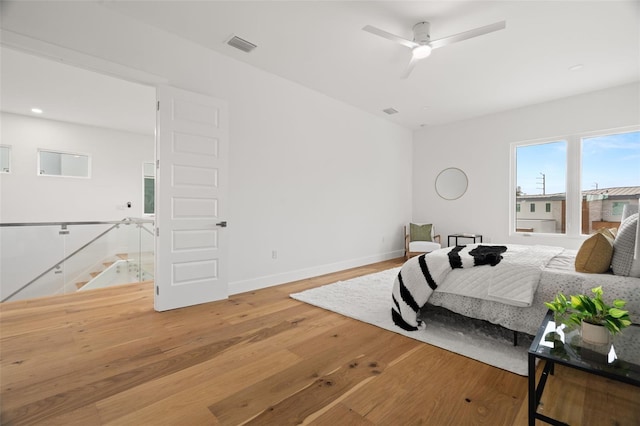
[611,213,638,276]
[410,223,432,242]
[575,228,615,273]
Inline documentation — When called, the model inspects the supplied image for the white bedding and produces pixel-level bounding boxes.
[436,244,563,307]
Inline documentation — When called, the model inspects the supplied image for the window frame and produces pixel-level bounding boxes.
[510,137,569,236]
[143,161,155,216]
[37,148,91,178]
[0,145,11,173]
[509,125,639,238]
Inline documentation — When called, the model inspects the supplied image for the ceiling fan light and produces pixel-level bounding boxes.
[412,44,432,59]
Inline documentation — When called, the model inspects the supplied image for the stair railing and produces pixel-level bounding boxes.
[0,217,154,302]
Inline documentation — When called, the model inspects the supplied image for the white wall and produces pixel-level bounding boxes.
[0,112,154,222]
[413,83,640,249]
[0,2,413,295]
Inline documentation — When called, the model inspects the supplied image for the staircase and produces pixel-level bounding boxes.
[75,253,152,291]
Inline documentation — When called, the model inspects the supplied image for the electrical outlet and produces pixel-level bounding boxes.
[272,250,278,259]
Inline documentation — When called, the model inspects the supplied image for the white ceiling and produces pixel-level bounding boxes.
[1,47,157,135]
[103,0,640,129]
[1,1,638,133]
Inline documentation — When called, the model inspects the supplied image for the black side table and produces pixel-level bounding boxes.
[528,310,640,425]
[447,233,483,247]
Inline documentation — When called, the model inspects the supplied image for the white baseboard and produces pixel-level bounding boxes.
[228,250,403,296]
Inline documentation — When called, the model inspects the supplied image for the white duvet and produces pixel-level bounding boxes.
[435,244,564,307]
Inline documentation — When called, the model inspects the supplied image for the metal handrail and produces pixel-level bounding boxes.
[0,217,154,227]
[1,217,155,302]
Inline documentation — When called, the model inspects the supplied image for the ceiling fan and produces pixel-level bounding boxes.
[363,20,506,78]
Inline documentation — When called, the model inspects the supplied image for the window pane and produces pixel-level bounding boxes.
[144,177,155,214]
[515,141,567,233]
[38,150,90,177]
[0,145,11,173]
[581,131,640,234]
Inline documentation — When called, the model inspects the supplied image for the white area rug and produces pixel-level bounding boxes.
[290,267,531,376]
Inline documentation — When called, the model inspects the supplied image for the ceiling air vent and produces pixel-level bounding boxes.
[227,35,257,53]
[383,107,399,115]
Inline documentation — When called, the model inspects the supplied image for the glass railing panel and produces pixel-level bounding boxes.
[135,221,155,282]
[1,218,155,301]
[76,219,154,291]
[1,225,66,302]
[62,223,124,293]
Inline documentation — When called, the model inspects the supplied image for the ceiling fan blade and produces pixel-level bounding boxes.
[362,25,418,49]
[401,54,422,79]
[429,20,506,50]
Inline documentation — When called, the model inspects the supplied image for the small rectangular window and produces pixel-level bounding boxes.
[143,162,155,215]
[0,145,11,173]
[530,203,535,213]
[38,149,90,178]
[516,203,520,213]
[612,202,625,216]
[546,203,551,213]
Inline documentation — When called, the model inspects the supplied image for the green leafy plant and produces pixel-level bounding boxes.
[544,286,632,335]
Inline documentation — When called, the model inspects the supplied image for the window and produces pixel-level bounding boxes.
[143,162,155,215]
[612,202,625,216]
[38,149,90,178]
[514,140,566,234]
[0,145,10,173]
[512,127,640,236]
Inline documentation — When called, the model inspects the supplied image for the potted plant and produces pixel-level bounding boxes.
[545,286,632,345]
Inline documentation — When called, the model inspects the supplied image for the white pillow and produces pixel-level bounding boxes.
[611,213,639,277]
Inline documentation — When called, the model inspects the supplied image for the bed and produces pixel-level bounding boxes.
[392,243,640,337]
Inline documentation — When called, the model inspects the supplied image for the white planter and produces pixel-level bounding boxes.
[581,321,610,345]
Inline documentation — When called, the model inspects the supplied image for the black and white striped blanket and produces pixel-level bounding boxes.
[391,245,507,331]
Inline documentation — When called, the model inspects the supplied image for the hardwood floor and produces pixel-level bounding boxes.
[1,258,638,425]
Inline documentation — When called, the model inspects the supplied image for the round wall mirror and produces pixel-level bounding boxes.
[435,167,468,200]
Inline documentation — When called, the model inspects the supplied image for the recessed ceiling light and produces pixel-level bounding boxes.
[31,108,43,114]
[568,64,584,71]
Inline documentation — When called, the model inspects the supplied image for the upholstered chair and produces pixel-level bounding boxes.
[404,223,441,259]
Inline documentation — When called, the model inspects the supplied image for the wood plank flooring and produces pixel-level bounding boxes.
[1,258,638,425]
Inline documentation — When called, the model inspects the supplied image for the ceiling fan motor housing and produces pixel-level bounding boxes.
[412,21,431,45]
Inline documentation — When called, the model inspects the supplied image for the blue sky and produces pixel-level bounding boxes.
[516,131,640,195]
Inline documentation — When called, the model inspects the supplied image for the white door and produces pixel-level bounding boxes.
[155,86,228,311]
